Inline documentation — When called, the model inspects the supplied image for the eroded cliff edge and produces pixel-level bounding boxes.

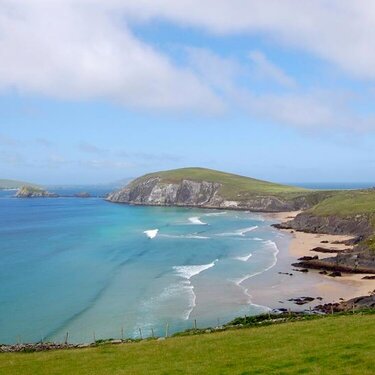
[106,176,326,212]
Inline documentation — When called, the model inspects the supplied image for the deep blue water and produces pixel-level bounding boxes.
[0,188,283,344]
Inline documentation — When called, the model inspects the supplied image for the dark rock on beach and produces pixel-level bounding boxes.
[288,296,315,305]
[311,247,351,254]
[315,293,375,313]
[298,255,318,261]
[292,250,375,274]
[328,271,342,277]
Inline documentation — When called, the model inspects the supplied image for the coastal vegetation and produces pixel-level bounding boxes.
[309,189,375,217]
[1,313,374,374]
[0,179,40,190]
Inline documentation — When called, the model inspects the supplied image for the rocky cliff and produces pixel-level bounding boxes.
[273,212,373,237]
[15,186,58,198]
[107,176,324,212]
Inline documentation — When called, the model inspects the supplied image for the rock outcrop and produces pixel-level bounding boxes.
[275,211,375,274]
[15,186,58,198]
[107,177,322,212]
[315,293,375,313]
[273,212,373,237]
[292,250,375,274]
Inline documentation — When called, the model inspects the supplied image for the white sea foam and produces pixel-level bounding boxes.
[234,252,253,262]
[203,211,228,217]
[188,216,207,225]
[160,234,210,240]
[173,259,218,319]
[173,259,218,280]
[143,229,159,239]
[252,237,263,241]
[233,240,279,289]
[217,225,258,237]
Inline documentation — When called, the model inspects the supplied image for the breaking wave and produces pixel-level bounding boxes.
[144,229,159,239]
[173,259,218,319]
[217,225,258,237]
[188,216,207,225]
[234,252,253,262]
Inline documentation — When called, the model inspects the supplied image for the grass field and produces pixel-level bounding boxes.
[2,314,374,375]
[136,167,311,201]
[309,190,375,217]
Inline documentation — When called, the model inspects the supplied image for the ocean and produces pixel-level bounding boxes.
[0,187,288,344]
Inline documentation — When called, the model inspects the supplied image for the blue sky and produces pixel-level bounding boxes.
[1,1,375,184]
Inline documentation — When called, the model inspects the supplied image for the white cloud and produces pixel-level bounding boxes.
[0,1,222,113]
[248,51,296,88]
[113,0,375,81]
[1,1,375,131]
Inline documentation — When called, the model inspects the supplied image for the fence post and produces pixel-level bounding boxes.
[121,326,124,341]
[139,328,143,340]
[151,328,155,338]
[217,318,220,327]
[165,323,169,338]
[194,319,197,330]
[65,332,69,345]
[331,305,334,315]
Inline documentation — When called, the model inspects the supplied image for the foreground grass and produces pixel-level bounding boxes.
[2,314,374,375]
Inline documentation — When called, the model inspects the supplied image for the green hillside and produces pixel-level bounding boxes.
[135,167,311,201]
[309,189,375,217]
[1,314,374,374]
[0,179,40,189]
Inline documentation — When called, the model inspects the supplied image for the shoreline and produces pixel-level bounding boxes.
[246,211,375,311]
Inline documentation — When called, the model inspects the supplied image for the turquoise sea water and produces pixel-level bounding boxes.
[0,189,284,344]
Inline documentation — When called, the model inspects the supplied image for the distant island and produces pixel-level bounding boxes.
[108,167,375,291]
[15,186,58,198]
[0,179,40,190]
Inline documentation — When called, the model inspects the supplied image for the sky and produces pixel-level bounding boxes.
[1,1,375,185]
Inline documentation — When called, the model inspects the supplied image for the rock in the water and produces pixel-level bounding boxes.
[15,186,58,198]
[74,192,91,198]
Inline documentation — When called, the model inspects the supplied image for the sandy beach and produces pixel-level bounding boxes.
[245,211,375,311]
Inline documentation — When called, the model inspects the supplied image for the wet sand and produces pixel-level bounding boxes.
[245,211,375,311]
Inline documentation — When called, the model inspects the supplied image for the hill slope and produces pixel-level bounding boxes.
[1,314,374,374]
[107,167,331,212]
[0,179,40,189]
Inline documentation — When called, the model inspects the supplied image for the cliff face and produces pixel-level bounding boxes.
[274,212,373,237]
[107,177,317,212]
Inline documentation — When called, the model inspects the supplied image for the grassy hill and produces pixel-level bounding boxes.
[135,167,312,201]
[309,189,375,217]
[1,314,374,374]
[0,179,40,189]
